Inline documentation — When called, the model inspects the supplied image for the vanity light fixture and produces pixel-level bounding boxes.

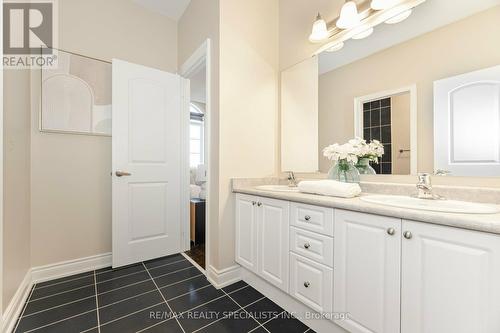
[310,0,426,55]
[336,1,361,29]
[352,27,374,40]
[385,8,412,24]
[309,13,329,42]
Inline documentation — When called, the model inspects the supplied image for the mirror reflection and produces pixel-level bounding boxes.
[281,1,500,177]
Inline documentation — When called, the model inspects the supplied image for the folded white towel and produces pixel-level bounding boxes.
[298,180,361,198]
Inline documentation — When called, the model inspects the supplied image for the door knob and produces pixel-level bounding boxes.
[387,228,396,236]
[115,171,132,177]
[403,231,413,239]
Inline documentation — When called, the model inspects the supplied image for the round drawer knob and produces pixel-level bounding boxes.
[387,228,395,236]
[257,202,262,207]
[304,215,311,221]
[304,281,310,288]
[404,231,413,240]
[304,243,311,249]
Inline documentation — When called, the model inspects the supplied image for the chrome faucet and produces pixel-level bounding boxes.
[416,173,444,200]
[286,171,298,187]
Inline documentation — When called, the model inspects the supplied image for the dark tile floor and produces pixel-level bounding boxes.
[185,243,205,269]
[14,253,314,333]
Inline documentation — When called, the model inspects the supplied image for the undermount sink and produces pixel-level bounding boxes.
[360,195,500,214]
[255,185,300,192]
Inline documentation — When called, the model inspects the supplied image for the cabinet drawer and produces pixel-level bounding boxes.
[290,253,333,314]
[290,202,334,236]
[290,227,333,267]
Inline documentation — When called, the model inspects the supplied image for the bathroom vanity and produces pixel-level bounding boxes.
[233,183,500,333]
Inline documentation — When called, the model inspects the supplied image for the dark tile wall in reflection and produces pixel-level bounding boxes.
[363,98,392,174]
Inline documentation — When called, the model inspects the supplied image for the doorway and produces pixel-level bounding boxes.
[180,40,211,271]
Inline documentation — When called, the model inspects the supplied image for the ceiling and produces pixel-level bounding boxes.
[319,0,500,74]
[132,0,191,21]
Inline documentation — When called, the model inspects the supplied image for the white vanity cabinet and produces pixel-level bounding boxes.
[235,193,500,333]
[333,210,401,333]
[235,194,290,292]
[401,220,500,333]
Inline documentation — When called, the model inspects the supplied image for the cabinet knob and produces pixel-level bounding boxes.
[304,243,311,249]
[304,281,310,288]
[304,215,311,221]
[387,228,396,236]
[257,202,262,207]
[403,231,413,239]
[252,201,256,206]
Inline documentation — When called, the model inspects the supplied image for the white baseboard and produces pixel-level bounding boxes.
[31,253,112,284]
[2,270,32,333]
[207,264,241,289]
[241,268,347,333]
[2,253,112,333]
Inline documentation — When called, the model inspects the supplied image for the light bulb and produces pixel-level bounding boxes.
[352,27,374,40]
[371,0,398,11]
[309,13,329,42]
[326,42,344,52]
[336,1,361,30]
[385,9,412,24]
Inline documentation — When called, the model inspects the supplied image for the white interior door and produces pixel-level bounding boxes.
[434,65,500,176]
[112,59,187,268]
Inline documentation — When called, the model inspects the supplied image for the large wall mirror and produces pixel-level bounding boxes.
[280,0,500,177]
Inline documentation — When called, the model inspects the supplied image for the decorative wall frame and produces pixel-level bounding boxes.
[40,48,112,136]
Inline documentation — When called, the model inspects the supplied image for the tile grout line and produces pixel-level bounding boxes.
[141,262,187,333]
[21,295,96,318]
[99,302,164,328]
[35,272,95,290]
[29,265,200,303]
[13,283,37,332]
[93,270,101,333]
[26,272,207,317]
[190,295,267,333]
[221,289,272,333]
[24,309,97,333]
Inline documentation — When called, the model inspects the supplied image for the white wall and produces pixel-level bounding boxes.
[217,0,279,269]
[29,0,179,267]
[3,69,31,309]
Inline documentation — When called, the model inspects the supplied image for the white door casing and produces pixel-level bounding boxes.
[401,220,500,333]
[334,209,401,333]
[112,59,187,268]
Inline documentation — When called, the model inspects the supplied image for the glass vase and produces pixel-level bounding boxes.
[328,160,360,183]
[355,157,377,175]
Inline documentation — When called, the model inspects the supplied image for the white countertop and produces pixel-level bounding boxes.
[233,185,500,235]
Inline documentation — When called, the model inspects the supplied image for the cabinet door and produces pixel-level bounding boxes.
[401,220,500,333]
[235,194,259,273]
[290,253,333,313]
[258,197,290,292]
[334,210,401,333]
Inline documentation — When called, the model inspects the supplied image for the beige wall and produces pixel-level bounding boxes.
[391,93,411,175]
[217,0,279,269]
[30,0,179,267]
[318,6,500,187]
[178,0,221,268]
[3,70,31,309]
